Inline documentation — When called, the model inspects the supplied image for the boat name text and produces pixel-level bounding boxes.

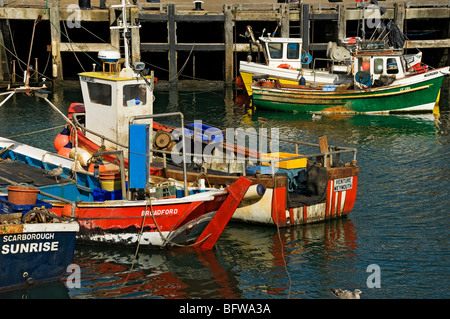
[141,208,178,216]
[334,177,353,192]
[1,233,59,255]
[2,232,55,242]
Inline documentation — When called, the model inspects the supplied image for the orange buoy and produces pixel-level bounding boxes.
[57,141,72,157]
[54,127,70,151]
[235,76,244,88]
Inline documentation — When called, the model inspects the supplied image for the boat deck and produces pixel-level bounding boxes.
[0,161,69,188]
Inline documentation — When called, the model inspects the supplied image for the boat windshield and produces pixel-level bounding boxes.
[123,84,147,107]
[267,42,283,59]
[87,82,112,106]
[287,43,300,59]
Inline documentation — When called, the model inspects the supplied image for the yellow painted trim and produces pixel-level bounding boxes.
[79,72,152,82]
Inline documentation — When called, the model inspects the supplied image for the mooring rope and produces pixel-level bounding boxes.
[6,124,65,139]
[273,178,292,299]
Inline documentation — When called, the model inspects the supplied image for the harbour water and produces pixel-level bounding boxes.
[0,82,449,300]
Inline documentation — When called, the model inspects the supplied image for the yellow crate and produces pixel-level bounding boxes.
[261,152,307,169]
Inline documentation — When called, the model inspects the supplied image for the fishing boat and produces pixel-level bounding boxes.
[0,135,250,249]
[250,58,449,114]
[63,99,359,228]
[0,185,79,291]
[238,31,352,97]
[239,6,449,113]
[31,1,359,228]
[0,1,251,249]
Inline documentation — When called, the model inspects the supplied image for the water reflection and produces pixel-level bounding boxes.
[58,218,357,299]
[0,281,70,299]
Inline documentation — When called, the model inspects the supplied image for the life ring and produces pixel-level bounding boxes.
[301,53,312,64]
[277,64,292,69]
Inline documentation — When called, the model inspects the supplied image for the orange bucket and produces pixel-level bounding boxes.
[6,185,40,206]
[99,170,122,191]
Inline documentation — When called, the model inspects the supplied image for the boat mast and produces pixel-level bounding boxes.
[110,0,141,78]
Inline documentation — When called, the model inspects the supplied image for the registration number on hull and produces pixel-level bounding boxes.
[334,177,353,192]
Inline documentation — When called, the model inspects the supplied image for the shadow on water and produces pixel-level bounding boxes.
[0,77,449,299]
[12,218,357,299]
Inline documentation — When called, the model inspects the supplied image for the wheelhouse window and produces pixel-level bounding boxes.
[267,42,283,59]
[374,58,384,74]
[123,84,147,107]
[386,58,399,74]
[287,43,300,60]
[87,82,112,106]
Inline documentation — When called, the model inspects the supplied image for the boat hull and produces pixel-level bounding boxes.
[0,223,79,291]
[67,131,360,228]
[252,69,448,114]
[234,167,358,227]
[51,192,229,248]
[239,61,351,96]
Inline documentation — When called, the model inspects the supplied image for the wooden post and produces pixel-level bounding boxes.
[168,3,177,86]
[301,4,310,54]
[12,60,15,85]
[394,3,405,34]
[110,6,120,51]
[34,58,39,83]
[337,4,346,44]
[280,3,289,38]
[318,135,330,168]
[0,21,10,81]
[130,7,141,65]
[49,1,63,81]
[224,4,234,85]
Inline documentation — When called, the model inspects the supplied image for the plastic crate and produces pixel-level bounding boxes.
[260,152,307,169]
[93,188,124,202]
[149,183,176,199]
[0,196,52,214]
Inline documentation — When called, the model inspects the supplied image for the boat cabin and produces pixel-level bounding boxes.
[259,36,303,70]
[79,51,154,153]
[353,51,408,87]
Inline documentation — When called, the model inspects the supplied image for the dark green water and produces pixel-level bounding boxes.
[0,82,449,300]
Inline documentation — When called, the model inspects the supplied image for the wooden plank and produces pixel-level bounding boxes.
[224,4,234,84]
[0,20,9,81]
[168,3,177,85]
[140,43,225,52]
[405,39,450,49]
[318,135,330,168]
[0,8,49,20]
[337,4,346,43]
[59,42,115,52]
[130,8,141,64]
[109,7,120,52]
[234,11,281,21]
[49,2,63,80]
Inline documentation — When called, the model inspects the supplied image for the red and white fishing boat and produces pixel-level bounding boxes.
[0,0,252,249]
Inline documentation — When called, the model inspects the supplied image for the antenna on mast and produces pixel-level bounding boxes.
[110,0,141,78]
